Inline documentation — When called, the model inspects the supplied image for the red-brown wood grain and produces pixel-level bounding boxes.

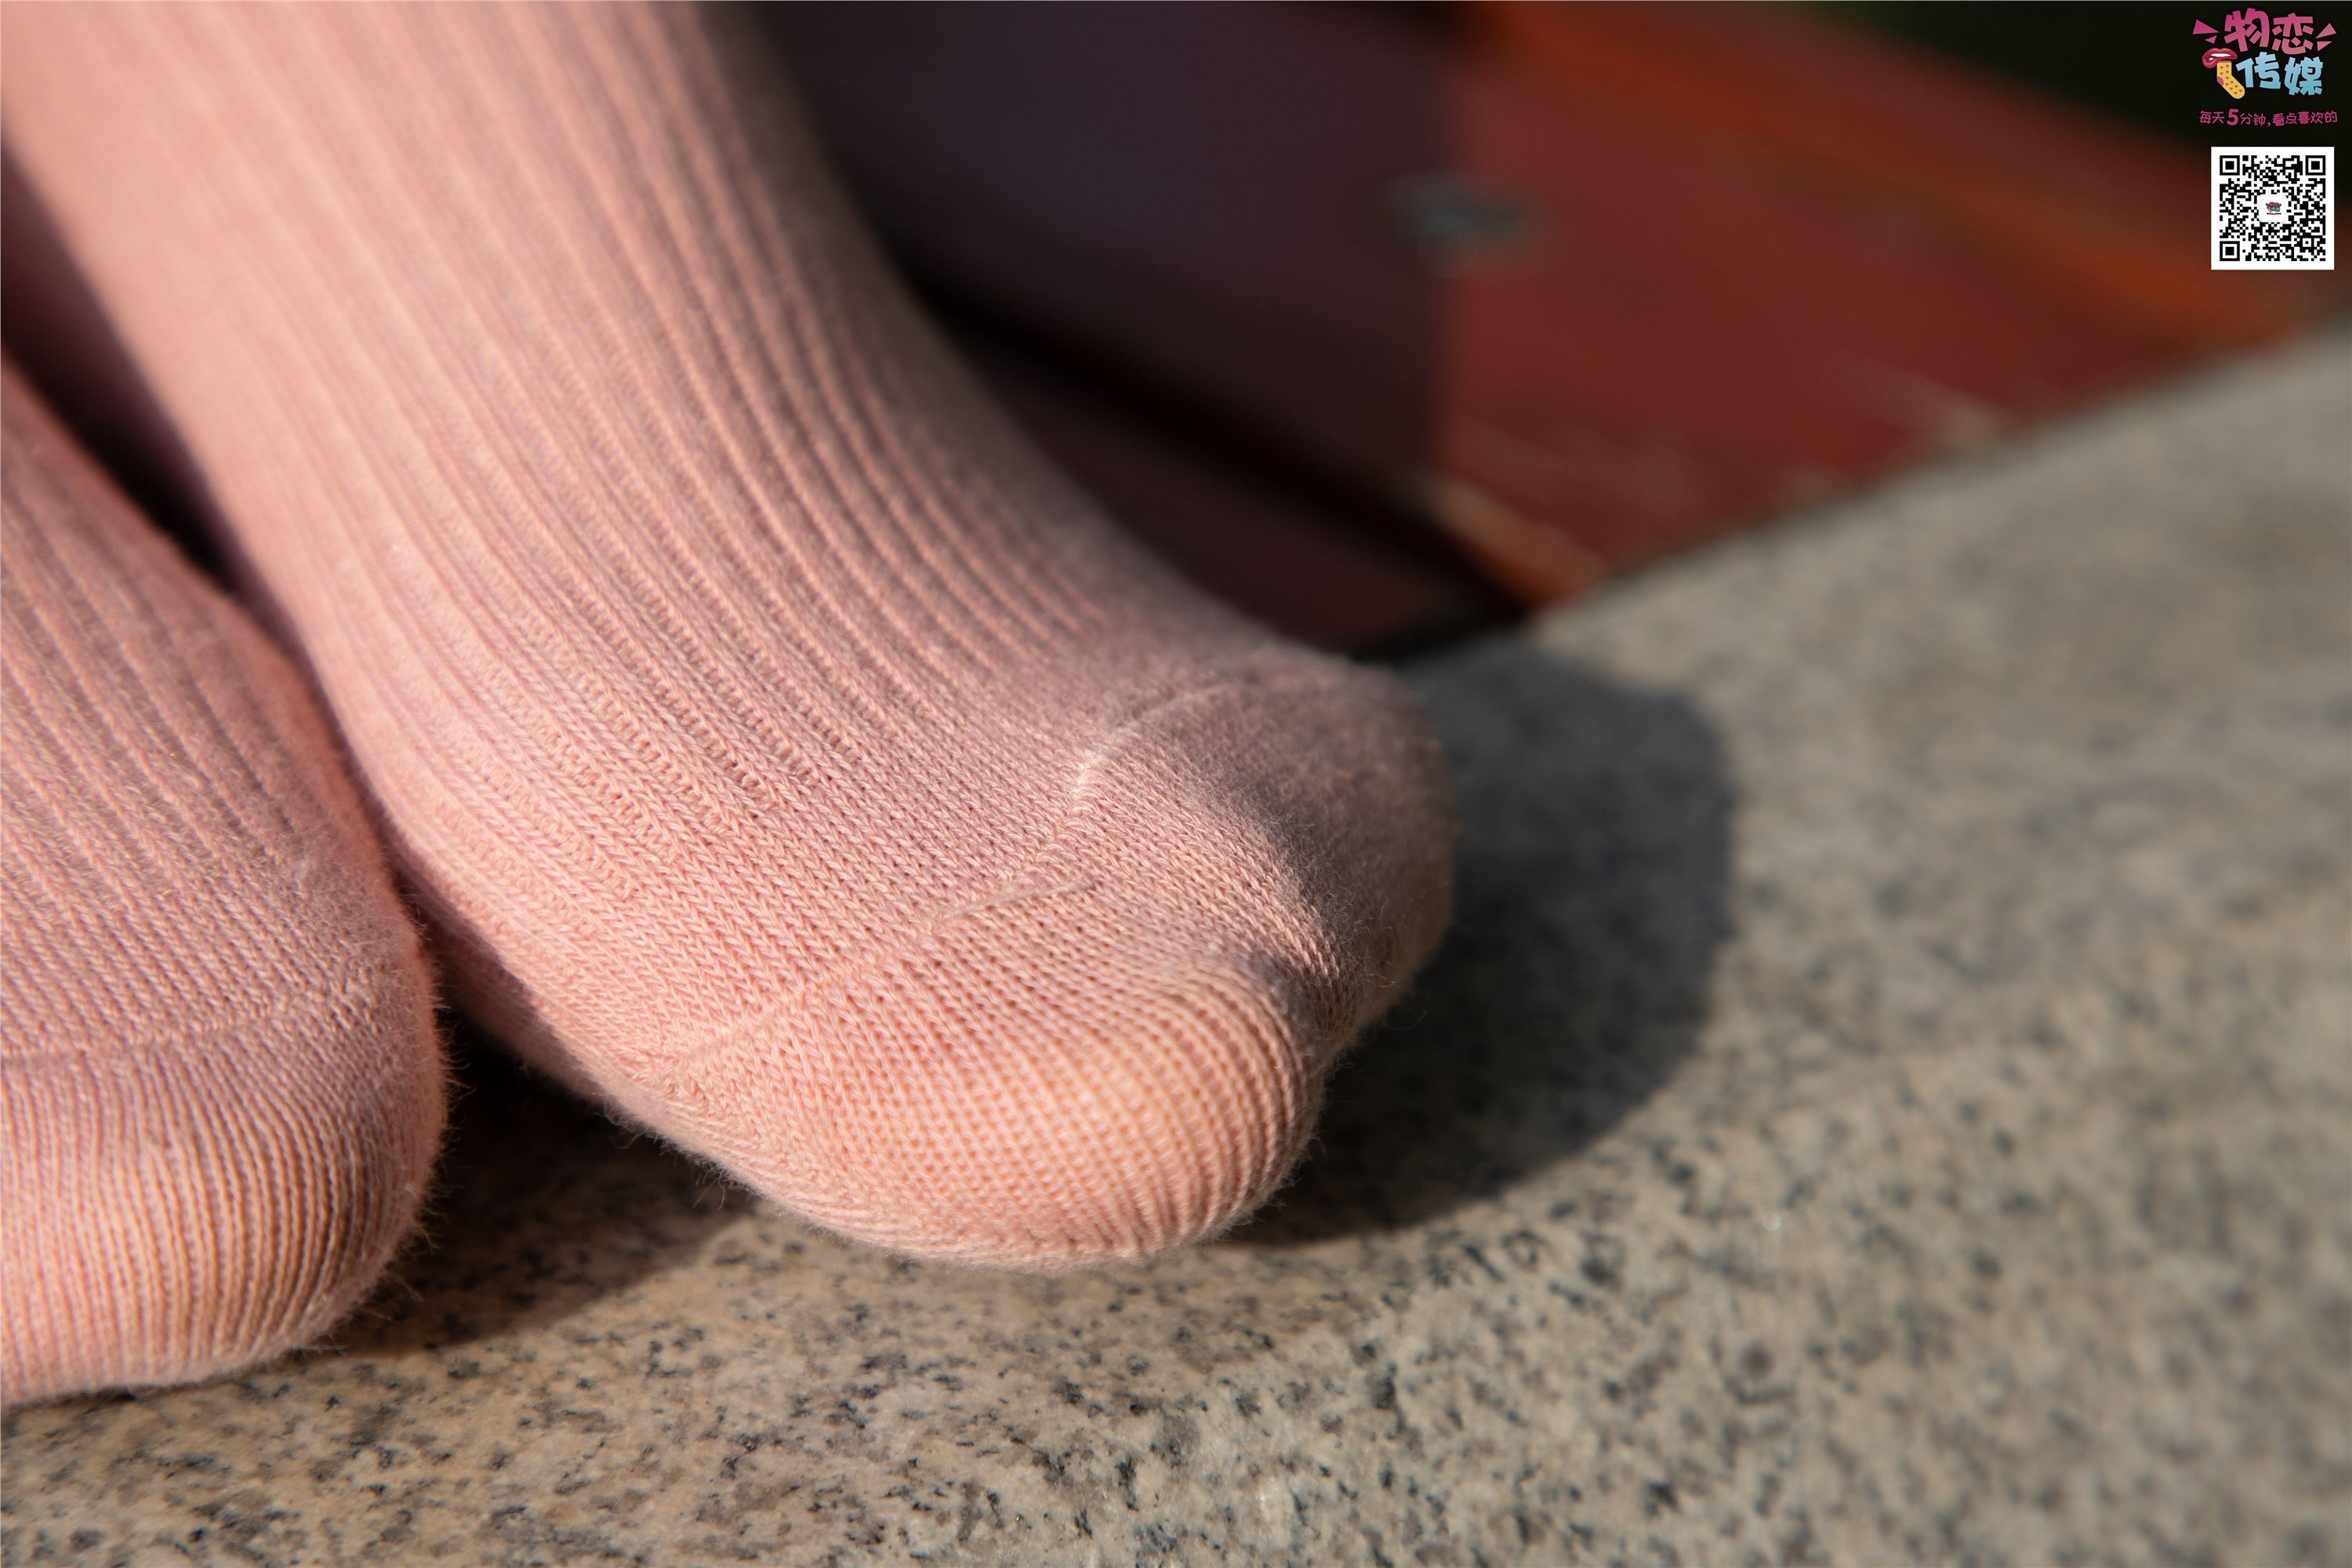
[770,3,2346,636]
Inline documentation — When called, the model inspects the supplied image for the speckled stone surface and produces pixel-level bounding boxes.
[7,337,2351,1567]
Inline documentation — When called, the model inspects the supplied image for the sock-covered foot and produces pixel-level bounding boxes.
[3,5,1452,1265]
[0,370,445,1403]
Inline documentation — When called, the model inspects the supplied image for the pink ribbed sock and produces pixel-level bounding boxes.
[0,368,445,1403]
[4,3,1453,1266]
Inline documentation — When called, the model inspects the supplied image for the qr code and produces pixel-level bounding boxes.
[2212,147,2334,269]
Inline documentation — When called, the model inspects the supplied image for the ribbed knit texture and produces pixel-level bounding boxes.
[2,3,1454,1266]
[0,369,445,1404]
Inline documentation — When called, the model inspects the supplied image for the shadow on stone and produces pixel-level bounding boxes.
[1241,642,1736,1243]
[327,1031,743,1359]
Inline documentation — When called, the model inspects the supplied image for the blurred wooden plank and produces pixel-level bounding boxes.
[771,3,2346,607]
[774,3,1448,495]
[968,339,1507,654]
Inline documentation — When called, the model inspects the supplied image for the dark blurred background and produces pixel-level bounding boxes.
[762,2,2344,655]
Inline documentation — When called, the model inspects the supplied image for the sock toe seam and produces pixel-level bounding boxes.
[573,666,1370,1074]
[0,952,430,1067]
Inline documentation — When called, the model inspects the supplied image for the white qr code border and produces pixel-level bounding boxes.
[2212,145,2334,270]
